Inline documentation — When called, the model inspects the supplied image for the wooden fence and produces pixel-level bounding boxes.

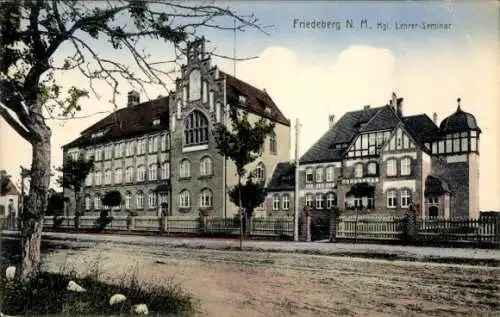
[39,215,294,238]
[336,216,405,240]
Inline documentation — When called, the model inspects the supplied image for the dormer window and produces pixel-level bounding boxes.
[264,107,271,115]
[238,95,247,104]
[153,119,160,126]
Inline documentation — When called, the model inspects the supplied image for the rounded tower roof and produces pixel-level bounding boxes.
[439,98,481,134]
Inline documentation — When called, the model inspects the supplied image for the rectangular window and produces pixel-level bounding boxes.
[400,158,411,176]
[432,142,437,154]
[202,81,208,103]
[209,91,214,112]
[387,191,397,208]
[305,194,313,207]
[361,134,368,149]
[400,190,411,208]
[446,139,453,153]
[438,141,445,153]
[315,194,324,209]
[368,134,376,145]
[471,137,477,151]
[315,167,323,183]
[453,138,460,152]
[461,137,468,152]
[282,195,290,210]
[326,166,334,182]
[386,160,397,176]
[273,195,280,210]
[305,169,313,183]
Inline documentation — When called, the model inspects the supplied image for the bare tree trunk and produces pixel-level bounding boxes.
[238,175,243,251]
[74,193,81,231]
[21,125,51,280]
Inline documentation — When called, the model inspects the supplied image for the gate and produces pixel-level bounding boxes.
[310,212,331,241]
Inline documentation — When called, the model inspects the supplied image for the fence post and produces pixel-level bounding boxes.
[199,208,210,234]
[127,214,135,232]
[160,216,168,234]
[330,207,341,242]
[301,206,312,242]
[404,202,419,244]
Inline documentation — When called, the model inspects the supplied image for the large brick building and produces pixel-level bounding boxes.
[62,38,291,218]
[266,94,481,219]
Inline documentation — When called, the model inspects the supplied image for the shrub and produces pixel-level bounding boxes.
[0,264,195,316]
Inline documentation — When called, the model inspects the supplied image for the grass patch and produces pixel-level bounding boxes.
[0,263,195,316]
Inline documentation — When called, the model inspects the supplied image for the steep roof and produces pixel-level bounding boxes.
[267,162,295,192]
[63,97,170,149]
[403,114,441,143]
[424,175,451,196]
[359,105,400,132]
[299,106,382,164]
[221,71,290,127]
[439,104,481,134]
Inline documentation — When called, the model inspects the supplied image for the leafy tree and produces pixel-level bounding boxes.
[46,189,64,215]
[0,170,11,195]
[228,174,267,235]
[213,106,274,248]
[57,155,93,230]
[0,1,262,278]
[102,190,122,212]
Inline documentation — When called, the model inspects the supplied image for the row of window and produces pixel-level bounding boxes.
[305,166,336,183]
[77,133,170,162]
[179,157,213,178]
[85,191,169,211]
[86,163,170,186]
[178,189,213,208]
[304,193,338,210]
[428,131,479,155]
[386,189,412,208]
[347,131,393,158]
[271,193,291,210]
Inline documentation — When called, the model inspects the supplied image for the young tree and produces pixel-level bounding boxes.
[0,1,263,278]
[102,190,122,214]
[228,174,267,236]
[57,155,93,230]
[213,106,274,249]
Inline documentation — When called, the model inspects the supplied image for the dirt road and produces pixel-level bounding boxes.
[42,241,499,317]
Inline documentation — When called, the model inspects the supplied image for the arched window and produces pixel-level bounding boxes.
[179,190,191,208]
[161,162,170,179]
[400,189,411,208]
[282,194,290,210]
[104,169,112,185]
[136,191,144,209]
[189,69,201,101]
[315,167,323,183]
[200,156,212,176]
[272,194,280,210]
[114,168,122,184]
[305,167,313,183]
[315,193,324,209]
[255,162,265,182]
[180,159,191,178]
[125,167,134,183]
[400,158,411,176]
[94,193,101,210]
[199,188,213,208]
[354,164,363,178]
[85,195,92,210]
[386,159,397,177]
[184,110,209,146]
[136,165,146,182]
[94,170,102,186]
[269,132,277,154]
[149,163,158,181]
[148,191,157,209]
[367,162,377,176]
[305,193,313,207]
[387,190,397,208]
[326,193,337,209]
[125,191,132,209]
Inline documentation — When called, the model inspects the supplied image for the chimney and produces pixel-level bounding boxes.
[329,115,336,128]
[432,112,438,125]
[391,92,397,109]
[363,105,370,110]
[127,90,140,107]
[396,98,403,116]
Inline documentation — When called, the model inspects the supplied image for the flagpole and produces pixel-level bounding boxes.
[294,118,300,241]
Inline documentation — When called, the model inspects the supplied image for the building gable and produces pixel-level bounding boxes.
[382,124,418,153]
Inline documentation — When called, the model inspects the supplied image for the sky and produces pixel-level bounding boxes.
[1,1,499,210]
